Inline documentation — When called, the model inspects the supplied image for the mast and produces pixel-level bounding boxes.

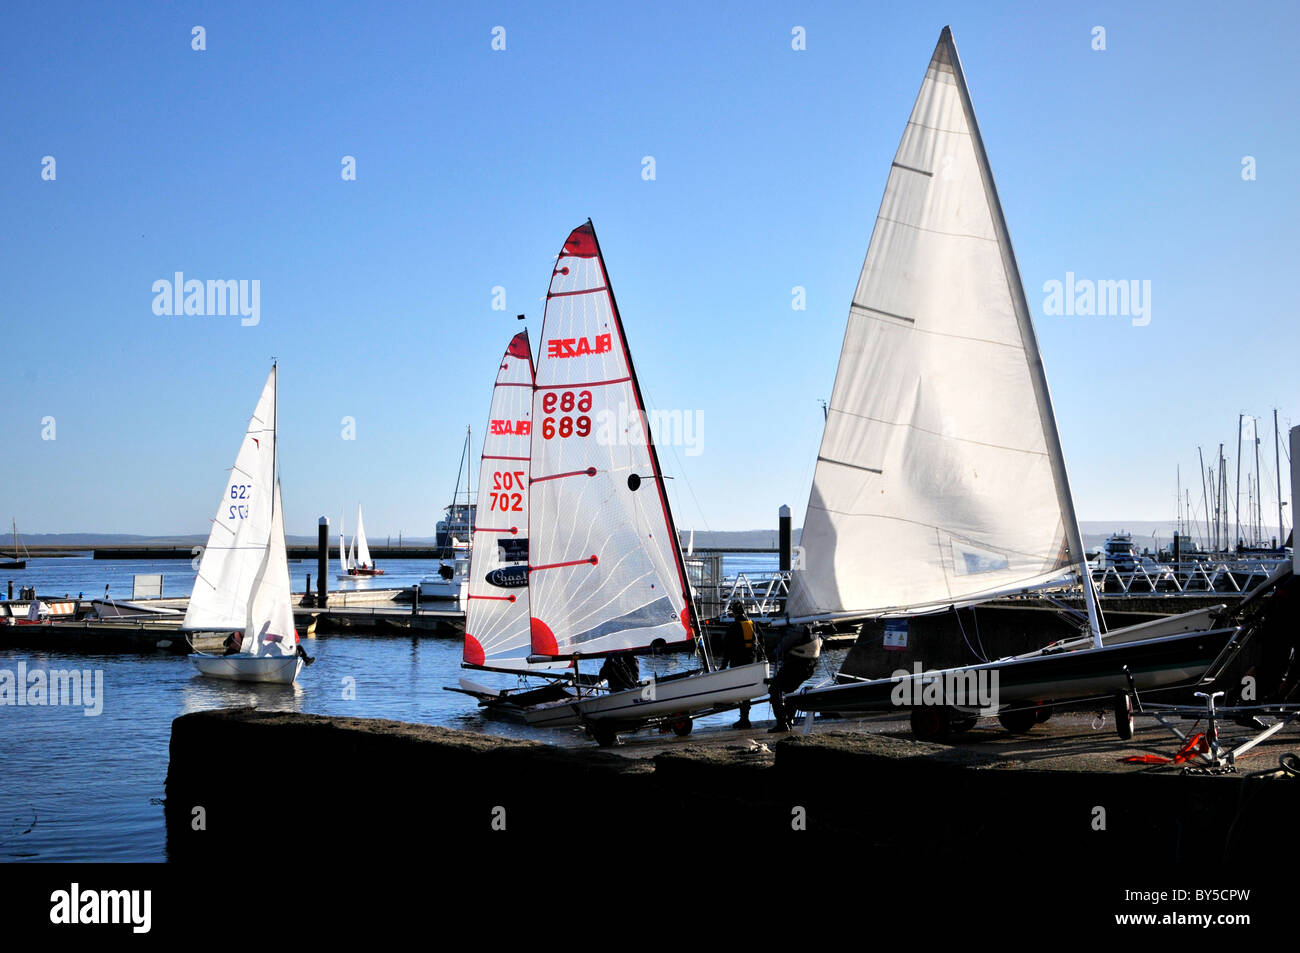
[1235,414,1243,548]
[1253,417,1262,545]
[1199,447,1211,552]
[943,28,1102,645]
[1276,409,1285,544]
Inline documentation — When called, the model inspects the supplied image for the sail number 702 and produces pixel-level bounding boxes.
[489,471,525,512]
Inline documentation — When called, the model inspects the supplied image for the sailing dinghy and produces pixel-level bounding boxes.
[186,364,305,685]
[788,28,1241,734]
[445,331,580,713]
[521,221,769,744]
[346,505,384,575]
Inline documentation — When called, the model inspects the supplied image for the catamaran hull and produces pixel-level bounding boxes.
[793,628,1239,714]
[191,652,303,684]
[523,662,770,729]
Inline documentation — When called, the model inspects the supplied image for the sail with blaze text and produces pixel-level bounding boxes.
[786,27,1088,623]
[528,221,695,659]
[463,331,558,671]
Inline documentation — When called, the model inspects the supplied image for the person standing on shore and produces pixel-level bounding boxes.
[720,600,759,729]
[768,623,823,733]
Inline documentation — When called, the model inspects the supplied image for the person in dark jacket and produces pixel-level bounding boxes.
[599,651,640,693]
[768,624,823,733]
[720,601,759,729]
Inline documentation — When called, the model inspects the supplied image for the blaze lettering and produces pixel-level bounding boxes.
[546,334,612,358]
[490,419,531,435]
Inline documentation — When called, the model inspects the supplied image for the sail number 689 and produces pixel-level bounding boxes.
[541,390,593,440]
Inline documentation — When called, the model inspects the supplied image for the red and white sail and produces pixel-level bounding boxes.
[464,331,549,670]
[528,221,695,659]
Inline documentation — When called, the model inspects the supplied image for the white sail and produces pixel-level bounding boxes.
[528,221,695,658]
[347,533,356,571]
[184,367,278,631]
[339,510,349,574]
[787,28,1086,623]
[464,331,552,670]
[354,505,372,568]
[244,480,297,657]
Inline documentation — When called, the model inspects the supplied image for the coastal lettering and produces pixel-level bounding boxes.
[546,334,611,358]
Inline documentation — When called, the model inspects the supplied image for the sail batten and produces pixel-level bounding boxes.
[527,221,694,659]
[787,28,1081,623]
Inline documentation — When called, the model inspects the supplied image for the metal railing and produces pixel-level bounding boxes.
[1088,557,1287,596]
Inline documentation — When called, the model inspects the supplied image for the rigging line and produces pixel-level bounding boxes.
[637,378,711,535]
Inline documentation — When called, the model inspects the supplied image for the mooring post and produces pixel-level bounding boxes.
[779,504,792,572]
[6,580,12,601]
[317,516,329,609]
[305,573,312,601]
[412,585,419,617]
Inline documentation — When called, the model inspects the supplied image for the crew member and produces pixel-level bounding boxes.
[768,623,824,733]
[720,601,759,729]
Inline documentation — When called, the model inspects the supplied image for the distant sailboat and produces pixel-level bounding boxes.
[0,519,28,570]
[186,364,305,684]
[521,221,769,744]
[788,28,1241,735]
[346,505,384,576]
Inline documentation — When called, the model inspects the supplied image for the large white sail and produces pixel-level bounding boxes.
[354,505,372,568]
[183,367,278,631]
[787,28,1087,623]
[339,509,349,574]
[528,221,695,659]
[464,331,548,670]
[244,480,297,657]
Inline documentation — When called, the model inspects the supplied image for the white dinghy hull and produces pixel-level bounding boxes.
[524,661,770,730]
[191,652,303,685]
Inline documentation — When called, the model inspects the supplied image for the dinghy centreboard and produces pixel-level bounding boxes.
[185,364,304,685]
[521,221,768,743]
[788,28,1241,734]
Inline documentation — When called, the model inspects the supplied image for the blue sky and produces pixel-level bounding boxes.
[1,1,1295,538]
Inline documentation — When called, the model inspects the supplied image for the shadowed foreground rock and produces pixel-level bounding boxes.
[165,708,1297,867]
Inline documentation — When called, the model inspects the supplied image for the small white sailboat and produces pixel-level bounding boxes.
[522,221,769,743]
[788,28,1242,733]
[185,364,305,685]
[447,331,577,711]
[346,504,383,576]
[335,509,352,579]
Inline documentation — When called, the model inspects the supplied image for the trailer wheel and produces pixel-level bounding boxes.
[1113,692,1134,741]
[671,717,693,737]
[591,724,619,747]
[948,709,980,733]
[910,705,951,741]
[997,707,1039,734]
[1035,704,1053,724]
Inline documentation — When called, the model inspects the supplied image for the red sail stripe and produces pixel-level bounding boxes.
[472,526,518,534]
[546,285,609,299]
[534,376,630,391]
[530,467,596,484]
[467,594,517,602]
[529,555,599,572]
[482,455,529,461]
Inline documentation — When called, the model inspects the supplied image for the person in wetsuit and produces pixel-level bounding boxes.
[768,624,823,733]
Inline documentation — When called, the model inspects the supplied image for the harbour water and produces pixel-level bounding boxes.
[0,553,787,862]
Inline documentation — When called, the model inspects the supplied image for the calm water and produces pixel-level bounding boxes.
[0,553,781,862]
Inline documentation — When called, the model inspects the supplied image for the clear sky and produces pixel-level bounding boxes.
[1,1,1295,539]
